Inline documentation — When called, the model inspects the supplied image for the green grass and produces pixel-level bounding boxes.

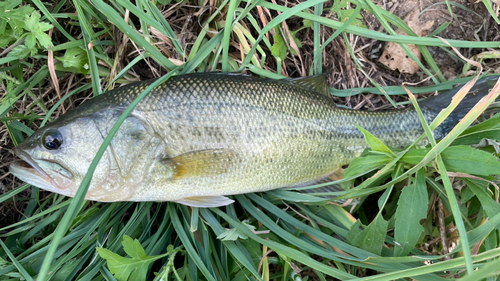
[2,0,500,280]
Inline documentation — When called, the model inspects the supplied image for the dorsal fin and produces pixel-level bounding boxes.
[282,74,330,96]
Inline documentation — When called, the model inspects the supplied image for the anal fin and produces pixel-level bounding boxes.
[281,168,351,204]
[175,196,235,207]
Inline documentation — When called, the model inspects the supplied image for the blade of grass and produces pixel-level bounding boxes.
[200,209,261,279]
[360,247,500,280]
[457,257,500,281]
[136,0,151,47]
[313,2,323,75]
[74,0,101,97]
[222,0,239,72]
[241,194,376,261]
[0,184,31,204]
[169,204,218,281]
[31,0,75,41]
[0,239,33,281]
[237,0,327,72]
[363,0,441,83]
[117,0,185,57]
[181,32,224,74]
[209,207,356,279]
[342,32,396,107]
[312,4,362,71]
[91,0,177,70]
[329,75,496,97]
[142,1,185,57]
[0,67,49,117]
[482,0,500,24]
[405,84,473,273]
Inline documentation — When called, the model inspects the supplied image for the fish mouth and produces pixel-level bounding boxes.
[10,150,74,196]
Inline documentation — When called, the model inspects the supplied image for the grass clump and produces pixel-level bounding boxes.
[1,0,500,280]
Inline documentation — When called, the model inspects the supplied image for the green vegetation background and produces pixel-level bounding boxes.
[2,0,500,280]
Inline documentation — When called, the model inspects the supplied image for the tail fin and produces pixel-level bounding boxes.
[419,75,500,139]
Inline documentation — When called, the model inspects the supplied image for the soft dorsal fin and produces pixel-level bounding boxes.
[161,149,236,180]
[282,74,330,96]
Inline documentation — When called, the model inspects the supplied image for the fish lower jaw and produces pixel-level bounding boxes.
[9,160,76,197]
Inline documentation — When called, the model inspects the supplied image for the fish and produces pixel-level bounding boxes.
[9,73,500,207]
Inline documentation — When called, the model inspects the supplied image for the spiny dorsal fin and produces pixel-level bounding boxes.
[282,74,330,96]
[161,149,236,180]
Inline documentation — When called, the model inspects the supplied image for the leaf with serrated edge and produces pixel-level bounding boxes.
[271,32,287,61]
[96,235,169,281]
[0,4,33,35]
[57,48,90,74]
[217,220,255,241]
[23,11,53,49]
[217,228,248,241]
[394,169,428,256]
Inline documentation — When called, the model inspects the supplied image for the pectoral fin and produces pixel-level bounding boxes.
[175,196,235,207]
[161,149,235,180]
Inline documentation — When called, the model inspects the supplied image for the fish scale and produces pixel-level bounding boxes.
[10,73,500,207]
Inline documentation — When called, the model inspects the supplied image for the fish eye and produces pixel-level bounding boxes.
[42,129,63,150]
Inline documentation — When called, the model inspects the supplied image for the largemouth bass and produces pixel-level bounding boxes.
[9,73,499,207]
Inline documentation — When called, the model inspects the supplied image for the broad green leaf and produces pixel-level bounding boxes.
[346,213,388,255]
[401,146,500,176]
[331,0,366,27]
[0,81,17,107]
[57,48,90,75]
[8,44,30,58]
[453,114,500,145]
[394,169,428,256]
[356,125,395,155]
[8,120,33,135]
[271,29,287,61]
[217,220,255,241]
[0,28,17,48]
[302,9,314,28]
[25,34,36,50]
[217,229,248,241]
[344,150,393,177]
[96,235,169,281]
[342,150,392,189]
[24,11,53,49]
[0,1,33,35]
